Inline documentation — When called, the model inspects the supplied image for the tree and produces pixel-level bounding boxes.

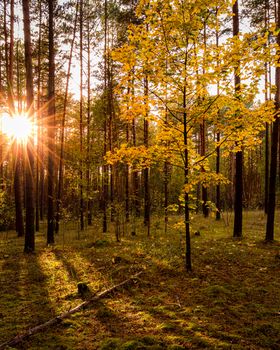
[233,0,243,238]
[22,0,35,253]
[47,0,55,245]
[265,0,280,241]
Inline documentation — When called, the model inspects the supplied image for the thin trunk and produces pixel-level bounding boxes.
[201,21,208,218]
[266,0,280,241]
[184,44,191,271]
[125,102,130,222]
[8,0,14,112]
[265,0,270,214]
[86,5,92,226]
[3,0,9,84]
[23,0,35,253]
[216,132,221,220]
[164,60,169,233]
[0,53,3,188]
[14,144,25,237]
[79,0,84,232]
[132,75,140,217]
[10,0,24,235]
[55,0,78,233]
[102,0,108,233]
[47,0,55,245]
[233,0,243,238]
[36,0,42,232]
[143,76,150,236]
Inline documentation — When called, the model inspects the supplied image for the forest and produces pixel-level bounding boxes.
[0,0,280,349]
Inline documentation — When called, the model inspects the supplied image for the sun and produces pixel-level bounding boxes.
[1,112,33,142]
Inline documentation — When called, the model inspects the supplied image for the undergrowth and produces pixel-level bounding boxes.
[0,211,279,349]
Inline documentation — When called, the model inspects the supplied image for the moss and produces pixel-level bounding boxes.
[100,338,122,350]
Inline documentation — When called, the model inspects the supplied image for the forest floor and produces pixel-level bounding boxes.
[0,211,280,350]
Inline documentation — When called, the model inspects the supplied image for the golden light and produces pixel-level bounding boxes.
[1,112,33,142]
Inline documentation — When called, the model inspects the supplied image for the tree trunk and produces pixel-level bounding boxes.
[35,0,42,232]
[266,0,280,241]
[102,0,108,233]
[47,0,55,245]
[264,0,270,214]
[79,0,84,232]
[216,132,221,220]
[14,144,25,237]
[184,47,191,271]
[233,0,243,238]
[143,76,150,235]
[23,0,35,253]
[9,0,24,235]
[86,4,92,226]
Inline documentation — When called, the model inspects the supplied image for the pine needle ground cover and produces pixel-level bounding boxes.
[0,211,279,349]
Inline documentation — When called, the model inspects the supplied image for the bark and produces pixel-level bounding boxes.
[14,145,25,237]
[184,46,191,271]
[86,5,92,226]
[3,0,9,83]
[264,0,270,214]
[10,0,24,235]
[47,0,55,245]
[266,0,280,241]
[79,0,85,232]
[8,0,15,112]
[216,132,221,220]
[201,21,209,218]
[125,122,130,222]
[23,0,35,253]
[233,0,243,238]
[36,0,42,232]
[102,0,108,233]
[143,76,150,235]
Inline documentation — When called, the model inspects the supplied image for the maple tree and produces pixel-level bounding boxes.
[111,0,274,269]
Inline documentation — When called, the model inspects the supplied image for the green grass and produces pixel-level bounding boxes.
[0,211,280,349]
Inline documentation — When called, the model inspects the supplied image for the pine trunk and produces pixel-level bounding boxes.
[23,0,35,253]
[47,0,55,245]
[233,0,243,238]
[266,0,280,241]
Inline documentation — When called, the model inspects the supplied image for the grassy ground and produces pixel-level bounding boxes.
[0,211,280,349]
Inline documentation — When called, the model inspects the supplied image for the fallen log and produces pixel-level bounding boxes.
[0,271,142,350]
